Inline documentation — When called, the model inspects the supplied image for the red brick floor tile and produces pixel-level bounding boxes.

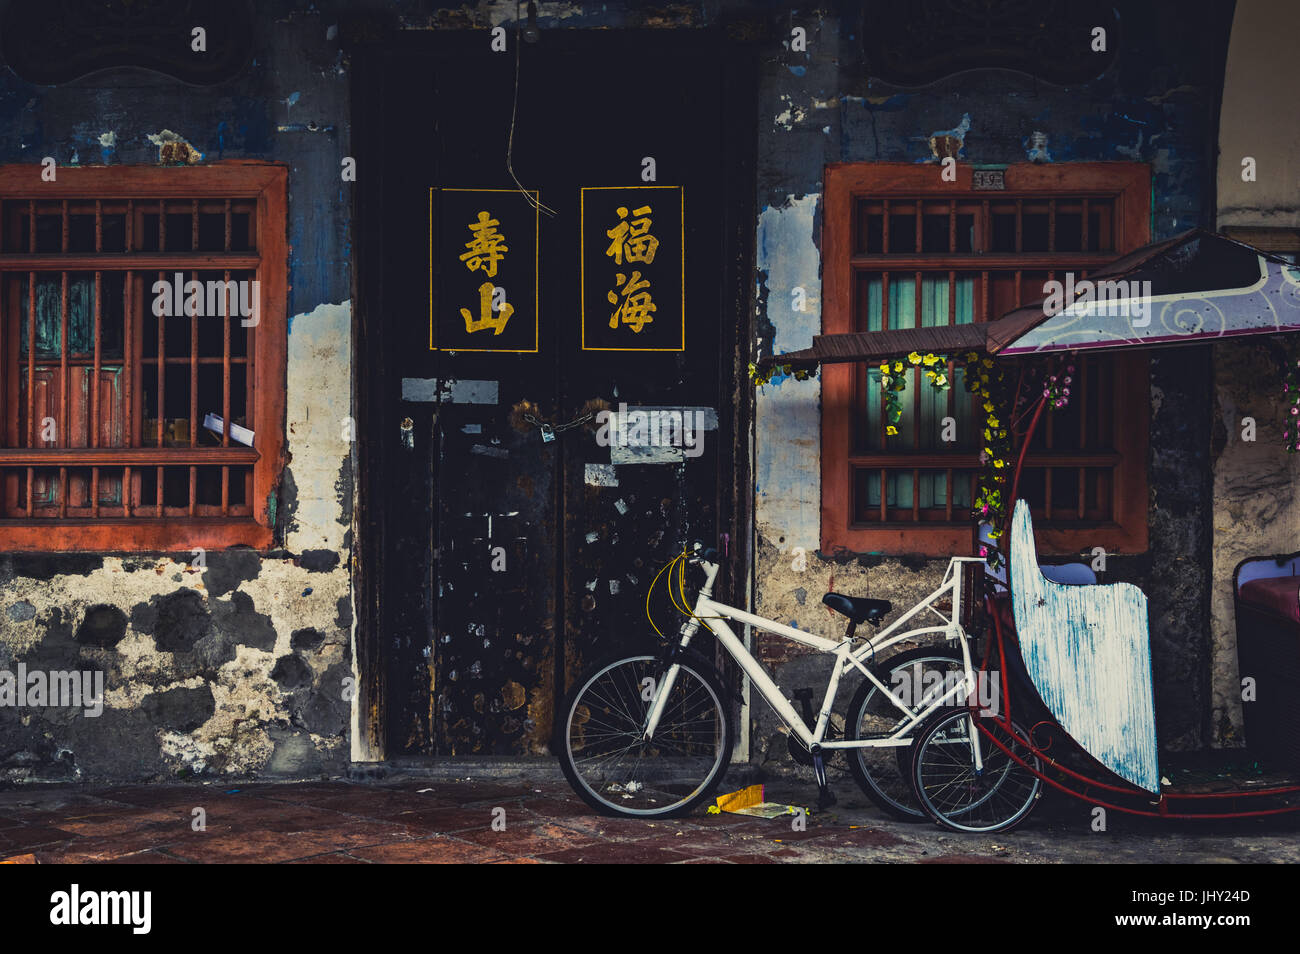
[517,796,598,819]
[94,849,190,864]
[156,827,377,864]
[809,827,908,849]
[553,814,691,841]
[532,841,695,864]
[457,822,599,856]
[375,806,507,834]
[918,854,1011,864]
[0,825,77,852]
[51,809,185,837]
[284,852,372,864]
[348,837,509,863]
[681,857,735,863]
[626,831,742,856]
[313,791,458,817]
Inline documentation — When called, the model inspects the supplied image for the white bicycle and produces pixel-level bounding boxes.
[557,543,998,819]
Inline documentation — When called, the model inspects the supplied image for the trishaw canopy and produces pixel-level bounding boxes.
[762,229,1300,368]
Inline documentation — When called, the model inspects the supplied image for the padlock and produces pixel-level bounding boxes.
[540,423,556,443]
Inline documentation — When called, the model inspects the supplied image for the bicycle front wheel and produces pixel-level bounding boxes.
[558,654,733,818]
[910,708,1043,833]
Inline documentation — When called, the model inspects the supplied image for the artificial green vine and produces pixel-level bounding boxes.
[749,361,815,386]
[963,352,1011,566]
[878,352,951,436]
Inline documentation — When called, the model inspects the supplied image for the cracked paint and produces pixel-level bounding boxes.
[284,300,353,554]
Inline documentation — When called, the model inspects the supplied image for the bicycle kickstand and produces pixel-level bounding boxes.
[811,747,836,811]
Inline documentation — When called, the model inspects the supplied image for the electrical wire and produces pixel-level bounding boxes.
[507,0,557,217]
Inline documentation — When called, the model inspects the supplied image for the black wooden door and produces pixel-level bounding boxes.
[363,30,751,757]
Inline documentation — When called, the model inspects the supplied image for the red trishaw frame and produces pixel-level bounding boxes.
[969,387,1300,820]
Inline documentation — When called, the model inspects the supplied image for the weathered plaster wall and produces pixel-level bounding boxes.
[1209,342,1300,746]
[1208,0,1300,749]
[0,4,354,782]
[1216,0,1300,229]
[751,2,1226,758]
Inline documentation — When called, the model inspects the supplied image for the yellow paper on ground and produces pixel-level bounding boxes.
[713,783,765,812]
[711,784,805,818]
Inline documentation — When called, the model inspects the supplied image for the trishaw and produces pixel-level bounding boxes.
[557,229,1300,831]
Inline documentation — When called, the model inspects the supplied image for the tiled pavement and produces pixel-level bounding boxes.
[3,772,1300,863]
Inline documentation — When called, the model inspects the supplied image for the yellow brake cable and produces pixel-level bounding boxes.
[644,546,726,642]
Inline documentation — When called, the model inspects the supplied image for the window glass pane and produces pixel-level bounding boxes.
[863,368,881,450]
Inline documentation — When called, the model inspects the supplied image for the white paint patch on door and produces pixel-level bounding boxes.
[401,377,500,404]
[584,463,619,486]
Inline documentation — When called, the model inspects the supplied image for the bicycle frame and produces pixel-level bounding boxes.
[644,553,989,768]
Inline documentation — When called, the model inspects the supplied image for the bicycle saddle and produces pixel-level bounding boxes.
[821,592,891,625]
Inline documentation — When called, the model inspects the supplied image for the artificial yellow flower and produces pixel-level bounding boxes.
[993,458,1005,468]
[886,425,899,436]
[879,362,889,373]
[982,358,994,368]
[893,361,903,373]
[988,416,1000,428]
[923,353,939,366]
[908,351,922,365]
[983,401,994,413]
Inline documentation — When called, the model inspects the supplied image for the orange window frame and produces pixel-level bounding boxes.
[820,162,1151,556]
[0,161,287,552]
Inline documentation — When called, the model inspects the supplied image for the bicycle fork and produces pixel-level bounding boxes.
[642,618,699,740]
[644,553,717,740]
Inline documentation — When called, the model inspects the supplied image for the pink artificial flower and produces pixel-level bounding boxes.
[979,545,988,557]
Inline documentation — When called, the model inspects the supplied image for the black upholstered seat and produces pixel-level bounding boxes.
[821,592,892,625]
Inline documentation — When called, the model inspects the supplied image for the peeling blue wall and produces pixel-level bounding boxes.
[0,2,355,782]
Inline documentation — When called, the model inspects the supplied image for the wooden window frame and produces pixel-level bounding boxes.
[0,161,287,552]
[821,162,1151,556]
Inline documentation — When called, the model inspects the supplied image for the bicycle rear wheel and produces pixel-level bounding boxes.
[558,654,733,818]
[910,708,1043,833]
[844,647,967,820]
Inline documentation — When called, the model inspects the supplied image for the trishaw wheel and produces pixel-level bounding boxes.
[844,647,966,821]
[910,707,1043,833]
